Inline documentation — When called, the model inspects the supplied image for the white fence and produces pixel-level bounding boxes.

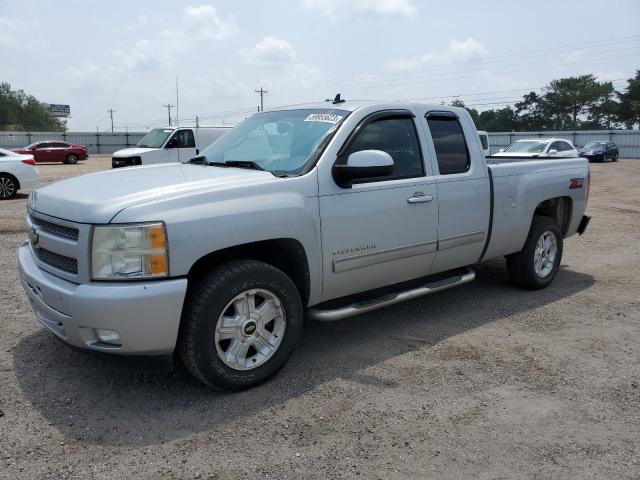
[1,129,639,158]
[487,130,640,158]
[0,131,146,154]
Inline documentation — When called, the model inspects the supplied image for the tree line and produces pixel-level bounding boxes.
[455,71,640,132]
[0,82,66,132]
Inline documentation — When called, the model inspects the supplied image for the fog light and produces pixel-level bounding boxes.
[95,329,121,346]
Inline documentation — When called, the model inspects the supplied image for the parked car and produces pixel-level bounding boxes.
[492,138,579,158]
[578,141,618,162]
[478,130,490,156]
[0,147,39,199]
[19,101,590,390]
[12,141,88,164]
[112,126,232,168]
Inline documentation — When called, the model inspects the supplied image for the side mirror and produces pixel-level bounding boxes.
[548,149,558,155]
[332,150,394,187]
[499,148,505,152]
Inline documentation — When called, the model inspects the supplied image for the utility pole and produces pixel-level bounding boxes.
[107,109,115,133]
[255,87,268,112]
[163,103,174,126]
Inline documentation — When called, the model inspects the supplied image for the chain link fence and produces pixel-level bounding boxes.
[0,131,146,154]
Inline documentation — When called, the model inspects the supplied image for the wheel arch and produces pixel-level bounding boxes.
[533,196,573,236]
[186,238,311,306]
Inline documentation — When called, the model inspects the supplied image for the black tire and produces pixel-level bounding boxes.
[506,216,563,290]
[0,173,18,199]
[612,154,618,162]
[65,154,78,165]
[179,260,303,390]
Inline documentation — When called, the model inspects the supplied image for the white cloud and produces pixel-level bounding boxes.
[387,37,487,71]
[303,0,416,18]
[0,16,39,49]
[448,38,487,61]
[183,5,238,41]
[241,36,296,66]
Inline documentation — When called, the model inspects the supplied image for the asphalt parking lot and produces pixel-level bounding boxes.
[1,155,639,479]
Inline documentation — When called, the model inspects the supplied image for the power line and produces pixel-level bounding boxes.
[163,103,174,126]
[107,109,115,133]
[255,87,268,112]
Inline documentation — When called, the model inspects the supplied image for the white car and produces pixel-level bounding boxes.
[0,147,40,199]
[492,138,579,158]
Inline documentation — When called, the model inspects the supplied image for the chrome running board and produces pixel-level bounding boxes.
[306,267,476,322]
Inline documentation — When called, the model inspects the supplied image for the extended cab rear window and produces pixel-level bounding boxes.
[426,115,470,175]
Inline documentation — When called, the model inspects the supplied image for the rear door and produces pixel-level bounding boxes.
[421,111,490,274]
[50,142,70,162]
[318,110,439,301]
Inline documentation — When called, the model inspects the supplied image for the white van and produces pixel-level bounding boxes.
[112,126,232,168]
[478,131,490,156]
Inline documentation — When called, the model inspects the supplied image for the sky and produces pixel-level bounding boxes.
[1,0,639,131]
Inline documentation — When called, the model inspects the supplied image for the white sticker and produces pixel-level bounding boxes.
[304,113,343,124]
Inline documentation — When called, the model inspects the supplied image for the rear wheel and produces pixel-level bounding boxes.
[179,260,303,390]
[612,153,618,162]
[0,174,18,199]
[507,216,563,290]
[65,154,79,165]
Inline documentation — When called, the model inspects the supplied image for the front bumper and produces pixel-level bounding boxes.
[112,156,141,168]
[18,241,188,355]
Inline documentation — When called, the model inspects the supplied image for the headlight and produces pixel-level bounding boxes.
[91,223,168,280]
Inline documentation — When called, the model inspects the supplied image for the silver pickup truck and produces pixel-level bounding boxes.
[18,101,590,390]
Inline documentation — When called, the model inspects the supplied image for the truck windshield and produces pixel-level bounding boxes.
[199,109,349,175]
[137,128,174,148]
[504,141,548,153]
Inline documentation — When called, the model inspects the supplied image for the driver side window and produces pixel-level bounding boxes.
[169,130,195,148]
[343,117,424,181]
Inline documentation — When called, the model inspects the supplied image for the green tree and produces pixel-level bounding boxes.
[514,92,551,130]
[543,75,614,129]
[0,82,66,131]
[617,70,640,129]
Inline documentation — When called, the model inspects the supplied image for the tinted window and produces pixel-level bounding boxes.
[479,134,488,150]
[176,129,195,148]
[557,142,572,152]
[50,142,69,148]
[427,117,470,175]
[345,117,424,180]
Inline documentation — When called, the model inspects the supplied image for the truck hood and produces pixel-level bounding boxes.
[30,163,277,223]
[112,147,160,157]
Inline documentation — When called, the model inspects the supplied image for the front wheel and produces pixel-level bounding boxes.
[65,154,78,164]
[507,216,563,290]
[612,154,618,162]
[179,260,303,390]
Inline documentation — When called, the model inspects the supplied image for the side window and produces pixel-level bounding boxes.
[169,130,196,148]
[344,117,424,180]
[426,116,470,175]
[558,142,572,152]
[51,142,68,148]
[480,134,488,150]
[549,141,561,152]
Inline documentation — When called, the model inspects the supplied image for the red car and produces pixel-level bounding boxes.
[12,141,88,164]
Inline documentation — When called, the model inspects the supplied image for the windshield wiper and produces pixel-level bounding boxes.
[208,160,265,171]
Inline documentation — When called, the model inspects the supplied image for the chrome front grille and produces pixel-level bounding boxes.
[29,215,79,241]
[33,247,78,274]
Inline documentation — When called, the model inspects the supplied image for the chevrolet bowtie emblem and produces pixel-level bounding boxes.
[28,227,40,249]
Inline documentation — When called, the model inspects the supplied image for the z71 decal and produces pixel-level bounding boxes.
[569,178,584,189]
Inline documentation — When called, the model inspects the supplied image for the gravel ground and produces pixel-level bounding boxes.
[1,155,638,479]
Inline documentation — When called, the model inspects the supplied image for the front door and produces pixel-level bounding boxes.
[167,129,197,163]
[319,112,439,302]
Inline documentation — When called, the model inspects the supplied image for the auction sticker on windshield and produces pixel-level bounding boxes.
[304,113,343,124]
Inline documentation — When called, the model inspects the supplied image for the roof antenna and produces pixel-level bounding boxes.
[332,93,345,104]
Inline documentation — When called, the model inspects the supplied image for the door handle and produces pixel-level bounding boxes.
[407,192,433,204]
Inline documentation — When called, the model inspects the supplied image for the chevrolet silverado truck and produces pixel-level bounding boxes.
[18,100,591,390]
